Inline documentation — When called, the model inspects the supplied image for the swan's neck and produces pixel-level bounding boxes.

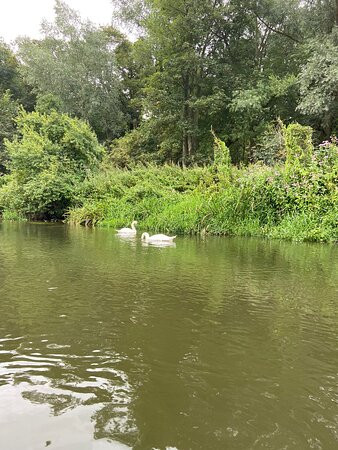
[141,233,149,241]
[131,222,136,231]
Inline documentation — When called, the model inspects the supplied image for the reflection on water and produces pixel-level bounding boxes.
[0,223,337,449]
[116,235,137,244]
[142,241,176,248]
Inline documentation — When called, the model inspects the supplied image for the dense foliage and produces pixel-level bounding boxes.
[0,40,34,174]
[0,108,104,219]
[111,0,338,164]
[0,0,337,242]
[0,39,34,109]
[66,127,337,242]
[0,91,19,173]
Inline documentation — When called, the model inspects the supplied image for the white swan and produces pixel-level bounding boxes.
[117,221,137,235]
[141,232,176,243]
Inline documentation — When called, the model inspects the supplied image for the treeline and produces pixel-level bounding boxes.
[1,0,338,165]
[0,0,337,241]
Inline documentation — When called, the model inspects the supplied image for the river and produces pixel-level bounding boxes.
[0,223,337,449]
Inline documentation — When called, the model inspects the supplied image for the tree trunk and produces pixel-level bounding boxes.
[182,71,199,163]
[187,133,193,157]
[182,132,187,167]
[255,13,260,67]
[182,74,190,164]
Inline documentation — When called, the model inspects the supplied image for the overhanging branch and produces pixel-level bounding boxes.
[255,14,301,44]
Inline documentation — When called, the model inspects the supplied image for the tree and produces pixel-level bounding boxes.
[0,39,35,109]
[297,30,338,136]
[302,0,338,34]
[0,41,35,174]
[114,1,234,164]
[17,0,128,141]
[0,91,19,174]
[114,0,308,164]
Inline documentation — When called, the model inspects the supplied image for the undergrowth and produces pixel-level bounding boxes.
[67,155,337,242]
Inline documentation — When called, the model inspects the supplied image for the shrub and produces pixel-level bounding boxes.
[252,119,285,165]
[0,108,104,219]
[211,128,231,168]
[284,123,313,169]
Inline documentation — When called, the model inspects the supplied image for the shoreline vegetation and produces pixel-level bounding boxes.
[0,1,337,243]
[0,111,336,243]
[67,133,338,244]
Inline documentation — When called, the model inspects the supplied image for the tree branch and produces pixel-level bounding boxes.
[255,14,301,44]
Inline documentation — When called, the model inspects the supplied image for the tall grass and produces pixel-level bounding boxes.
[67,159,337,243]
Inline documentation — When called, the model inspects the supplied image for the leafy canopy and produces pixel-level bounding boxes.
[297,30,338,135]
[0,91,19,174]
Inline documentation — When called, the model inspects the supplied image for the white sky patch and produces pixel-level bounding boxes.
[0,0,114,44]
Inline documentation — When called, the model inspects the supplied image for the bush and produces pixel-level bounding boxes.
[110,122,160,167]
[284,123,313,169]
[0,108,104,219]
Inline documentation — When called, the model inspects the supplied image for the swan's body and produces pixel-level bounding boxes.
[141,232,176,243]
[117,221,137,235]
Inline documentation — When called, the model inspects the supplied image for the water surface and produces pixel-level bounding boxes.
[0,223,337,449]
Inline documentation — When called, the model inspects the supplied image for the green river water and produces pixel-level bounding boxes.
[0,223,337,450]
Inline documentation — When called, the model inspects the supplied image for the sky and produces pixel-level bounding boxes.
[0,0,114,43]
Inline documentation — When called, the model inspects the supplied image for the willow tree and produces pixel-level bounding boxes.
[17,0,128,141]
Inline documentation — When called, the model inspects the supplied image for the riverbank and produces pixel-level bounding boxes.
[66,160,337,243]
[1,119,336,243]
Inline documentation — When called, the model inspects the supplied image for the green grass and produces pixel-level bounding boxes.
[1,210,27,222]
